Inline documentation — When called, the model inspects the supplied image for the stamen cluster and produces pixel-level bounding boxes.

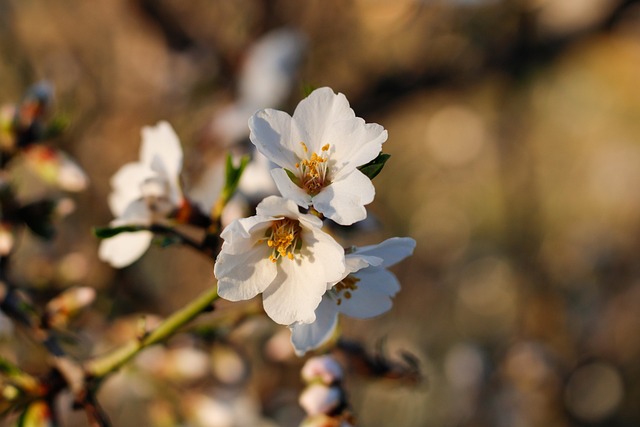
[295,142,330,195]
[266,218,302,262]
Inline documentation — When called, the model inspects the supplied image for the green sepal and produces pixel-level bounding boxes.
[358,152,390,180]
[301,83,317,97]
[44,114,70,139]
[93,225,145,239]
[284,168,301,186]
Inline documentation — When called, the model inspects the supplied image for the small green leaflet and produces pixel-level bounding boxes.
[222,153,250,202]
[93,225,145,239]
[358,152,390,180]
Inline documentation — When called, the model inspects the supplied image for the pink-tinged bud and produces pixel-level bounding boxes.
[301,355,343,385]
[22,145,88,192]
[299,383,342,416]
[45,287,96,328]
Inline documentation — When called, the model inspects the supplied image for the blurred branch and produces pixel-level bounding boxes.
[85,287,219,379]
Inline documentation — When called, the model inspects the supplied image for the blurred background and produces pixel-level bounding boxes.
[1,0,640,426]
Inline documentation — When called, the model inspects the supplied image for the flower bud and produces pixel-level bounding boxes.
[45,287,96,328]
[23,145,88,192]
[301,355,343,385]
[299,383,342,416]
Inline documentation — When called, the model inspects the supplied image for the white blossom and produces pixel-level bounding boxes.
[98,121,183,268]
[249,87,387,225]
[290,237,416,356]
[214,196,346,325]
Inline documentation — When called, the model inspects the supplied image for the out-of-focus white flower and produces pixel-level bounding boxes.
[299,383,342,416]
[301,355,344,385]
[193,28,306,219]
[291,237,416,356]
[210,28,306,146]
[214,196,345,325]
[99,121,183,268]
[239,28,306,111]
[22,145,89,192]
[250,87,387,225]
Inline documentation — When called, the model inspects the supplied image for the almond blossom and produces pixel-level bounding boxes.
[249,87,387,225]
[214,195,346,325]
[290,237,416,355]
[98,121,183,268]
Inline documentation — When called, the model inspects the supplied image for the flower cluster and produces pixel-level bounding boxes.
[97,87,415,356]
[98,121,185,267]
[214,87,415,354]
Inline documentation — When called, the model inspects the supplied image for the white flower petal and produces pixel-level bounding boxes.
[262,225,343,325]
[305,227,347,286]
[117,199,153,224]
[354,237,416,268]
[291,87,355,153]
[329,121,387,180]
[239,28,306,109]
[312,169,374,226]
[255,195,311,223]
[335,271,396,319]
[290,297,339,356]
[140,121,183,204]
[215,244,277,301]
[262,257,326,325]
[353,266,402,297]
[140,121,183,179]
[108,162,154,216]
[249,109,300,168]
[219,216,274,255]
[57,151,89,192]
[271,168,312,209]
[98,230,153,268]
[345,253,383,273]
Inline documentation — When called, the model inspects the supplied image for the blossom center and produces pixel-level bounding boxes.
[140,177,173,215]
[265,218,302,262]
[295,142,331,195]
[334,275,360,306]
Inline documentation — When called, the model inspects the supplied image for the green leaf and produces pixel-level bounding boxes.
[93,225,145,239]
[358,153,391,180]
[222,153,250,201]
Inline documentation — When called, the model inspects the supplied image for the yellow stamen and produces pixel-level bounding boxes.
[295,142,331,195]
[335,275,360,293]
[264,218,302,262]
